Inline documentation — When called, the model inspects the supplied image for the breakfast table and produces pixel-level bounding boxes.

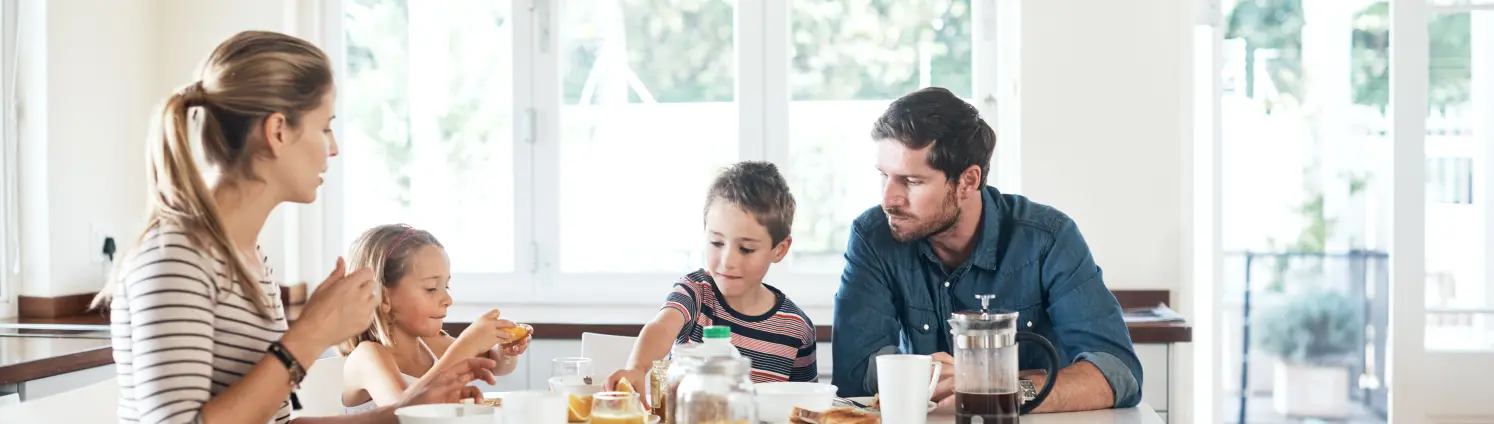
[923,402,1165,424]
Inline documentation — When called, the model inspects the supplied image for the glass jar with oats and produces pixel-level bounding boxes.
[673,356,756,424]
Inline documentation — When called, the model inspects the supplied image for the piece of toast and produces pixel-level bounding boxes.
[789,407,880,424]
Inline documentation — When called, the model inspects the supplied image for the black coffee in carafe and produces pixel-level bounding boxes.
[954,392,1019,424]
[949,294,1062,420]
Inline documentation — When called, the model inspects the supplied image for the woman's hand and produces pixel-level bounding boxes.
[397,357,499,407]
[286,257,376,352]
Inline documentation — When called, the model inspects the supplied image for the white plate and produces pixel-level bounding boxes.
[842,396,937,413]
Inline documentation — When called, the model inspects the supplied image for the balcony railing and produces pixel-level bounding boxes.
[1225,250,1390,422]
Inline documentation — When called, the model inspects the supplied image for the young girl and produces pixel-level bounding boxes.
[102,31,495,424]
[339,224,533,412]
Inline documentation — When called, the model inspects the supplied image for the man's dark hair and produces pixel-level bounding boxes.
[704,161,796,245]
[871,87,996,183]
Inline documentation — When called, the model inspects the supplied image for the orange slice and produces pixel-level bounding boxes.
[567,393,592,422]
[500,325,531,345]
[616,377,637,394]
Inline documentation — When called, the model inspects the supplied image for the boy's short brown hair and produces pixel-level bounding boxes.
[704,161,796,245]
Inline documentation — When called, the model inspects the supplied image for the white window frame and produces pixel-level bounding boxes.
[319,0,1009,308]
[0,0,18,316]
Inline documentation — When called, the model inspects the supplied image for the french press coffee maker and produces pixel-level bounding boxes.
[947,294,1060,423]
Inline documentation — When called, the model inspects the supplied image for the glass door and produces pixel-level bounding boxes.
[1389,0,1494,420]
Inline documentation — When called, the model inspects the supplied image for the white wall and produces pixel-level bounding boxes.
[17,0,157,298]
[14,0,316,300]
[1017,0,1193,293]
[1014,2,1196,422]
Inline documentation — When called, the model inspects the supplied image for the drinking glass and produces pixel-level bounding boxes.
[590,391,648,424]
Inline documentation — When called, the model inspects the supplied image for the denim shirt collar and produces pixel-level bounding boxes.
[916,186,1005,271]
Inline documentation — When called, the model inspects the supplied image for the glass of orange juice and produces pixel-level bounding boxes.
[590,391,648,424]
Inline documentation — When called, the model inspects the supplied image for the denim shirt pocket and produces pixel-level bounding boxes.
[900,303,943,351]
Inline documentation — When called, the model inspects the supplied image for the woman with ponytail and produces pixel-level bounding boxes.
[99,31,496,424]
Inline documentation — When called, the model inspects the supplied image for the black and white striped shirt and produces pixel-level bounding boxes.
[110,225,291,424]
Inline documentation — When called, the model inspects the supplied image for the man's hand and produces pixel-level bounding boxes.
[930,352,957,407]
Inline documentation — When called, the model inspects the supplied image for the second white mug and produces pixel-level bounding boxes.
[876,354,943,424]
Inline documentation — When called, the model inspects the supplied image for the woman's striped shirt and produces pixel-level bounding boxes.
[109,225,291,424]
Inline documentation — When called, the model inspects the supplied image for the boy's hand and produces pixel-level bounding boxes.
[606,368,647,391]
[606,368,651,408]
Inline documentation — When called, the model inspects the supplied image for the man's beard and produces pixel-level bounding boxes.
[886,190,961,243]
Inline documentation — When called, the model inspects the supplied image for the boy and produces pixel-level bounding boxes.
[607,161,818,387]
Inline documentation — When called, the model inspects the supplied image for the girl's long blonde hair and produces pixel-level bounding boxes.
[337,224,445,356]
[93,31,333,318]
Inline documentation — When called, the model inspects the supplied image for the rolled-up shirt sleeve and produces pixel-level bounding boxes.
[831,223,902,397]
[1041,215,1143,408]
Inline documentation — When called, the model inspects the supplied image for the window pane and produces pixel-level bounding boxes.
[558,0,738,273]
[342,0,515,272]
[1215,0,1393,420]
[786,0,972,272]
[1424,8,1494,351]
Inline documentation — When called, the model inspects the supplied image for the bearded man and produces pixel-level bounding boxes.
[830,87,1142,413]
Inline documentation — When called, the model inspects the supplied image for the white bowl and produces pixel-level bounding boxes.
[393,404,495,424]
[754,382,838,423]
[548,375,603,397]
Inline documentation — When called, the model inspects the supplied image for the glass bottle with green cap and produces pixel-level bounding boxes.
[699,325,741,359]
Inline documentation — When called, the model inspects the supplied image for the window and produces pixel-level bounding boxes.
[339,0,517,275]
[556,1,739,274]
[1426,157,1473,204]
[785,0,973,273]
[327,0,996,303]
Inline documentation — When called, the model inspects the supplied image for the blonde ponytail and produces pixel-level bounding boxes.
[94,84,271,317]
[93,31,333,318]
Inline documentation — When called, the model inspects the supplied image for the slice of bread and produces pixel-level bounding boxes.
[789,407,880,424]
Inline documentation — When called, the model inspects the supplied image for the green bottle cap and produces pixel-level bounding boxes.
[703,325,731,339]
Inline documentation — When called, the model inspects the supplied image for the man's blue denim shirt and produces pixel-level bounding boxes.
[830,186,1142,408]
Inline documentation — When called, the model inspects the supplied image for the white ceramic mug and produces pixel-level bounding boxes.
[498,391,567,424]
[876,354,943,424]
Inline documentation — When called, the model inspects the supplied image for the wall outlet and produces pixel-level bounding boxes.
[89,223,110,264]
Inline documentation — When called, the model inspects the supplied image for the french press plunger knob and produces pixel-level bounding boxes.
[975,294,995,312]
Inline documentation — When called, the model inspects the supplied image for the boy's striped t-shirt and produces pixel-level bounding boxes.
[663,269,818,383]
